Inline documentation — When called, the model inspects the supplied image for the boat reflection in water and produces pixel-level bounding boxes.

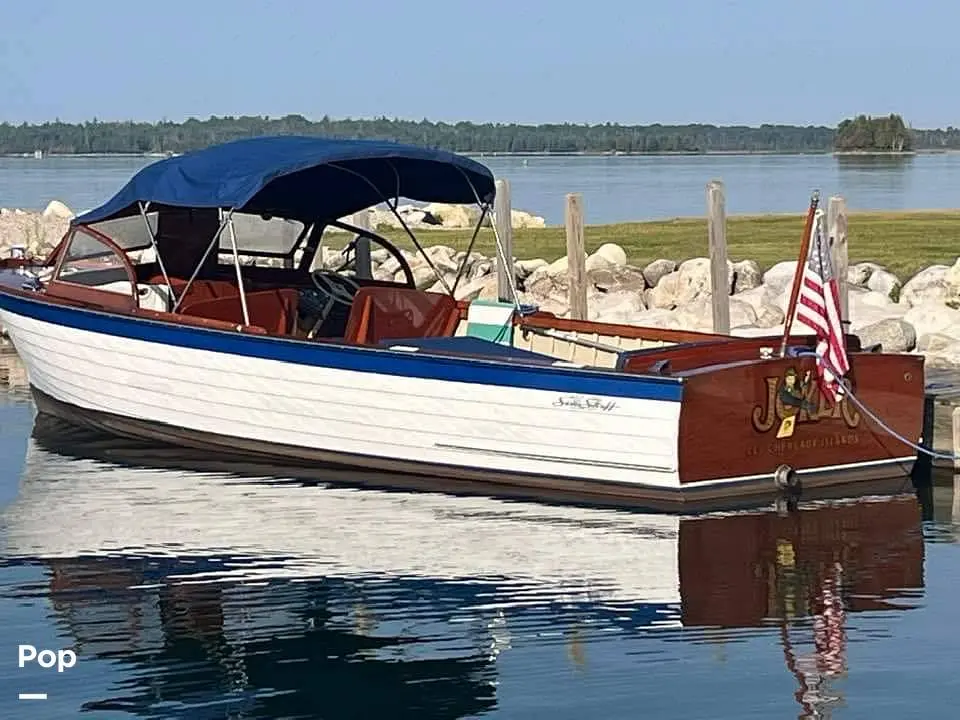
[0,416,926,719]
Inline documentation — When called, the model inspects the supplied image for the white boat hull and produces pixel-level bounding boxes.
[0,294,685,495]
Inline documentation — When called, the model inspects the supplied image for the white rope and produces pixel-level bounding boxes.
[793,349,960,461]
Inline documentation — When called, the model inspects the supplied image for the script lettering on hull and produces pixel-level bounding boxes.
[553,395,618,412]
[751,366,860,439]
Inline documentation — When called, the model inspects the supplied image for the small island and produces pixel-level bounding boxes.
[834,114,914,154]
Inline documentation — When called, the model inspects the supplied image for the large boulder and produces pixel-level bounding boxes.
[732,259,762,293]
[646,271,681,309]
[591,243,627,267]
[848,287,906,331]
[856,318,916,352]
[412,265,438,289]
[866,269,901,300]
[920,339,960,368]
[900,264,950,308]
[525,263,648,320]
[903,302,960,340]
[421,203,478,229]
[917,333,959,353]
[510,209,546,229]
[762,261,799,297]
[584,252,615,273]
[453,274,500,302]
[587,264,648,295]
[42,200,74,219]
[642,259,677,288]
[673,296,758,333]
[0,206,71,258]
[543,253,587,278]
[673,257,734,306]
[944,257,960,305]
[629,307,682,330]
[588,291,646,324]
[515,258,548,278]
[423,245,460,275]
[847,262,885,288]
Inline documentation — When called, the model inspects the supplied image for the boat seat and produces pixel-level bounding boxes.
[179,288,300,335]
[147,275,240,309]
[343,286,461,345]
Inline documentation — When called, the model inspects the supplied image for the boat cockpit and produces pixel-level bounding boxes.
[41,205,486,344]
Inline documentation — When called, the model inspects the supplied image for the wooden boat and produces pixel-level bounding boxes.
[0,136,925,509]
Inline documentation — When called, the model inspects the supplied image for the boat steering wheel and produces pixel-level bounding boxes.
[329,233,418,289]
[306,270,362,338]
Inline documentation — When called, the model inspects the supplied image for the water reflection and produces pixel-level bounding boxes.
[0,416,928,719]
[834,154,916,171]
[834,154,915,207]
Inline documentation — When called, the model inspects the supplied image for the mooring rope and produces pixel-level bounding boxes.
[793,349,960,461]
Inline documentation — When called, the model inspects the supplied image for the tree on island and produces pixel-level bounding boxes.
[834,114,913,153]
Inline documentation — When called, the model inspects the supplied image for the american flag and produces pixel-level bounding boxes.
[795,210,850,402]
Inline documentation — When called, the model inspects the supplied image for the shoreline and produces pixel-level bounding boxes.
[3,203,960,369]
[2,148,953,160]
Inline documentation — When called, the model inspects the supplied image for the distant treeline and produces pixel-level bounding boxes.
[1,113,957,155]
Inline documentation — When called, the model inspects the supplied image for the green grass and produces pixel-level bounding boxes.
[372,210,960,281]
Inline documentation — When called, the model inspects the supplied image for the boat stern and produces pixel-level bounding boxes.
[675,351,925,497]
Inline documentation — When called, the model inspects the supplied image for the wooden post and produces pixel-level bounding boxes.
[952,406,960,521]
[913,393,936,488]
[827,196,849,325]
[953,472,960,524]
[494,178,514,302]
[706,180,730,334]
[351,209,372,280]
[952,406,960,472]
[565,193,587,321]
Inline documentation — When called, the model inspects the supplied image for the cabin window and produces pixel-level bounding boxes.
[55,230,134,295]
[89,212,158,251]
[89,212,159,265]
[216,212,306,268]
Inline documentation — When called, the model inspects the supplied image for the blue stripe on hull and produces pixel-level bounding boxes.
[0,290,683,402]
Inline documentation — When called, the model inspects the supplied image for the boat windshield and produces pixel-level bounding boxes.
[87,211,306,259]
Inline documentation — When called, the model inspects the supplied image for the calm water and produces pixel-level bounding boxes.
[2,151,960,717]
[2,153,960,224]
[1,376,960,718]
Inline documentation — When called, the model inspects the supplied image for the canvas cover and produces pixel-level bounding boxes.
[72,136,497,226]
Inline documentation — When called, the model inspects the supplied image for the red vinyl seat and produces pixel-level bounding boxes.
[179,288,299,335]
[343,286,461,345]
[147,275,240,307]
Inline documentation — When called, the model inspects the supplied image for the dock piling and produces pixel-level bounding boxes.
[827,196,849,324]
[494,178,514,302]
[952,406,960,472]
[706,180,730,334]
[352,209,372,280]
[565,192,588,321]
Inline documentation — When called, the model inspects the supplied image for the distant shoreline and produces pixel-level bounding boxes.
[2,148,953,160]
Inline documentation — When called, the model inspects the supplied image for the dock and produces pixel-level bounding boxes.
[0,341,27,389]
[923,367,960,473]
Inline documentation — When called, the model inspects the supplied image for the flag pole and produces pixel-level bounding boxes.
[779,190,821,358]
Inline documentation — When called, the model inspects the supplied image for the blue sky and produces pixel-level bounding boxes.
[1,0,955,128]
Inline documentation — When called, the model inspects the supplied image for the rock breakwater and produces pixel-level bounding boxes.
[3,202,960,367]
